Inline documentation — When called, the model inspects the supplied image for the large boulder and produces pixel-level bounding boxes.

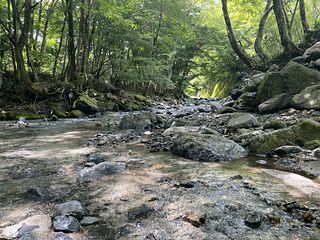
[291,85,320,110]
[244,73,266,92]
[258,93,292,114]
[303,42,320,62]
[171,133,247,162]
[250,120,320,154]
[257,61,320,104]
[227,114,260,129]
[73,94,98,115]
[78,162,126,182]
[119,112,162,130]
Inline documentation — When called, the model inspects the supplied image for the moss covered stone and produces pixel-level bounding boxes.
[73,94,98,115]
[68,110,86,118]
[134,95,153,106]
[48,103,67,118]
[5,112,46,120]
[304,140,320,150]
[250,120,320,154]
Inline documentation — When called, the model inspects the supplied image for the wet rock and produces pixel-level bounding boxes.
[217,107,237,114]
[26,187,53,201]
[80,217,100,226]
[171,133,247,162]
[250,120,320,154]
[258,93,291,114]
[56,201,85,220]
[244,212,261,229]
[291,85,320,110]
[119,112,162,130]
[73,94,98,115]
[51,232,73,240]
[183,212,206,227]
[52,215,80,233]
[257,61,320,103]
[79,162,126,182]
[263,120,287,130]
[313,148,320,159]
[272,145,303,156]
[127,204,154,222]
[227,114,260,129]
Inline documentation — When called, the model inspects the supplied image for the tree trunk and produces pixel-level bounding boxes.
[66,0,76,83]
[272,0,302,56]
[53,15,66,79]
[299,0,309,34]
[254,0,272,62]
[221,0,252,68]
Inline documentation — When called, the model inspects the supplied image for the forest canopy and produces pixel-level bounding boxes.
[0,0,319,99]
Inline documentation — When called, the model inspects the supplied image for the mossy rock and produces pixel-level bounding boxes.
[134,95,153,106]
[48,102,67,118]
[124,101,140,111]
[304,140,320,150]
[5,112,46,120]
[68,110,86,118]
[250,120,320,154]
[263,120,287,130]
[98,101,119,112]
[73,94,98,115]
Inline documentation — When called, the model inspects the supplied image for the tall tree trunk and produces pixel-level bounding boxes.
[221,0,252,68]
[272,0,301,56]
[53,15,66,79]
[299,0,309,34]
[254,0,272,62]
[66,0,76,83]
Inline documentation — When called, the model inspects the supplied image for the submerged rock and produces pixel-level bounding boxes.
[171,133,247,162]
[79,162,126,182]
[291,85,320,110]
[250,120,320,154]
[52,215,80,233]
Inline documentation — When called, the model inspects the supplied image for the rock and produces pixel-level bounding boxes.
[302,211,315,223]
[263,120,287,130]
[230,88,243,101]
[313,148,320,159]
[119,112,162,130]
[86,225,117,240]
[80,217,100,226]
[78,162,126,182]
[26,187,53,201]
[258,93,292,114]
[56,201,85,220]
[256,160,267,165]
[227,114,260,129]
[163,126,217,137]
[234,92,257,111]
[73,94,98,115]
[51,232,73,240]
[217,107,237,114]
[244,73,265,92]
[48,103,67,118]
[303,42,320,62]
[183,212,206,227]
[250,120,320,154]
[291,85,320,110]
[127,204,154,222]
[244,212,261,229]
[171,133,247,162]
[17,117,27,128]
[52,215,80,233]
[68,110,86,118]
[86,154,105,164]
[210,102,222,112]
[257,61,320,103]
[272,145,303,156]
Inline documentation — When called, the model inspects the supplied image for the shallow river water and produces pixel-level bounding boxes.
[0,112,320,240]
